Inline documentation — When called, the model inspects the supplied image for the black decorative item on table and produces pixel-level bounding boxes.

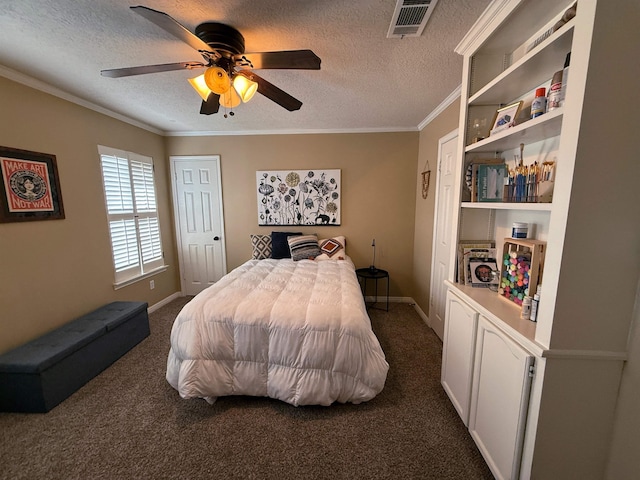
[369,238,377,273]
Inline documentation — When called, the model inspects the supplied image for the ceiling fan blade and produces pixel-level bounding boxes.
[238,71,302,111]
[101,62,205,78]
[130,6,213,53]
[234,50,321,70]
[200,92,220,115]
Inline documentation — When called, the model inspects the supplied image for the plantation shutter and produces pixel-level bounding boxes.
[98,146,164,284]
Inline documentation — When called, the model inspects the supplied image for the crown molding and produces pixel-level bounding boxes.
[456,0,515,55]
[417,85,461,131]
[165,126,418,137]
[1,65,444,138]
[0,65,163,135]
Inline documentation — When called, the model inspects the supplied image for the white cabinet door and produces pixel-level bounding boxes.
[441,290,478,426]
[469,317,534,480]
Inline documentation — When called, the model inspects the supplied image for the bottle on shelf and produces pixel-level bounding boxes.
[512,222,529,239]
[531,88,547,118]
[547,70,563,111]
[560,52,571,106]
[530,285,542,322]
[521,295,532,320]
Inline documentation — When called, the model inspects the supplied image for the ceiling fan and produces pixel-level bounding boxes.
[101,6,321,116]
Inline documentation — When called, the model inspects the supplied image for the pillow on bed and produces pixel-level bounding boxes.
[250,234,272,260]
[288,234,321,261]
[316,236,346,260]
[271,231,303,259]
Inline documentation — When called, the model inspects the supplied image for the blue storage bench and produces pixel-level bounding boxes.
[0,301,149,413]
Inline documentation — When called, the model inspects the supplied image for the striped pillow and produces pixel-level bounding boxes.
[287,234,321,261]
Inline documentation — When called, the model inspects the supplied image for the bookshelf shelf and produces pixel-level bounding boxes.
[468,20,574,105]
[465,108,563,153]
[461,202,552,211]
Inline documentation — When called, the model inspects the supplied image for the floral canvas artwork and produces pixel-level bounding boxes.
[256,170,340,226]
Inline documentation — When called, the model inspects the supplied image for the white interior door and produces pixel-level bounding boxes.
[171,156,227,296]
[430,130,458,340]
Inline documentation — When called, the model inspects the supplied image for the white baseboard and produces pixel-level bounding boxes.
[150,293,434,334]
[412,302,431,328]
[148,291,182,313]
[364,296,414,304]
[364,296,432,327]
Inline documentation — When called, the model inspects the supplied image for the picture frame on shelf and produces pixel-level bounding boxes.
[456,240,495,285]
[0,146,65,223]
[489,101,523,135]
[469,258,500,288]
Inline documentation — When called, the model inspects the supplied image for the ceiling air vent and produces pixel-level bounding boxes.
[387,0,439,38]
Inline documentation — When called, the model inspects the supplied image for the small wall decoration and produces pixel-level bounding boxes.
[421,159,431,199]
[0,146,65,223]
[257,169,340,226]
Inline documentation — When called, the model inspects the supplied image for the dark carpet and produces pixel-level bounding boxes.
[0,297,492,479]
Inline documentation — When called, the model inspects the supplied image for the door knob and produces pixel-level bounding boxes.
[213,236,220,241]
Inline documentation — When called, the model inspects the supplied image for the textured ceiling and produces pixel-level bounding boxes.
[0,0,491,135]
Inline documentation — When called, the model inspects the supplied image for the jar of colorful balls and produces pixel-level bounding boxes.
[498,250,531,305]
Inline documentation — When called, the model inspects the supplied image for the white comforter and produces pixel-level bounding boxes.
[166,258,389,406]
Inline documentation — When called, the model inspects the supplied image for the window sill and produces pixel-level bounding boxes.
[113,265,168,290]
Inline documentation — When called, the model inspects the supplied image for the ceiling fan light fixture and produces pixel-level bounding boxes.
[188,74,212,101]
[233,74,258,103]
[219,88,241,108]
[204,66,231,94]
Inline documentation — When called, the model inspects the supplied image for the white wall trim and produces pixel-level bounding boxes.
[412,301,432,328]
[2,64,462,138]
[149,294,441,337]
[165,126,419,137]
[417,86,461,131]
[455,0,513,55]
[364,296,434,331]
[148,291,183,314]
[542,349,628,362]
[0,65,163,135]
[364,296,414,304]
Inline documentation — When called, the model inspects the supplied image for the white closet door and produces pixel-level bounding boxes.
[429,130,458,340]
[171,156,227,296]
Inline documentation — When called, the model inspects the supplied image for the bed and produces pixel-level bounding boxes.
[166,233,389,407]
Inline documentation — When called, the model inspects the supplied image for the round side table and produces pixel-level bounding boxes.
[355,268,389,311]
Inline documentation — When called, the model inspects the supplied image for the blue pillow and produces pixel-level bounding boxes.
[271,231,302,259]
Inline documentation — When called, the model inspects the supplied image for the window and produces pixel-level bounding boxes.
[98,146,165,286]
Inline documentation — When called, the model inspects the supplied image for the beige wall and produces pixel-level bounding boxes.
[0,77,181,354]
[166,132,419,298]
[412,100,460,317]
[0,76,428,356]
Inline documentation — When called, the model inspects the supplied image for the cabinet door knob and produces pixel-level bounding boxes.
[213,236,220,241]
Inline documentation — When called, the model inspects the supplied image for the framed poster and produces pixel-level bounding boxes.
[257,169,340,226]
[0,146,65,222]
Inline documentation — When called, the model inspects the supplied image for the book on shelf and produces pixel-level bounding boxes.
[456,240,495,285]
[469,258,500,288]
[477,164,508,202]
[467,158,505,202]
